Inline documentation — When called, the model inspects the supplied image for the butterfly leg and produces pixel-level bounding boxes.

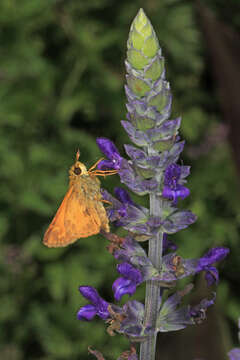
[90,169,118,177]
[101,199,112,205]
[88,158,105,172]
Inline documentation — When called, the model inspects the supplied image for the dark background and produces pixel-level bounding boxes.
[0,0,239,359]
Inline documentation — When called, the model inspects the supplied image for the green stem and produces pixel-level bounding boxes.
[140,193,163,360]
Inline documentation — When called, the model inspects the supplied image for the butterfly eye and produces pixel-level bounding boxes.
[74,167,82,175]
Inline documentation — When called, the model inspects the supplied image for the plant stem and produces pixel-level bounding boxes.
[140,192,163,360]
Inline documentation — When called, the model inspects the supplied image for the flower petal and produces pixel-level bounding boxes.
[112,277,137,301]
[77,304,97,321]
[197,247,229,270]
[117,262,143,284]
[96,137,123,169]
[190,293,216,324]
[228,348,240,360]
[204,266,219,286]
[164,164,181,187]
[78,286,110,319]
[79,286,101,305]
[97,159,116,170]
[114,187,135,205]
[162,184,190,201]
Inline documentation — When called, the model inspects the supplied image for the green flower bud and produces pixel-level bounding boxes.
[127,8,160,71]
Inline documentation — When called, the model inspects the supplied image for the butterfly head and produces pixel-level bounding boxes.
[69,161,88,178]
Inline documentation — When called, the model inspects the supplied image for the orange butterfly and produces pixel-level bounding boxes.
[43,151,117,247]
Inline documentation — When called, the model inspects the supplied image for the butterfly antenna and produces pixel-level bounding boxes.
[76,149,80,161]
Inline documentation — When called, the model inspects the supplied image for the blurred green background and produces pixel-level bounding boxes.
[0,0,239,359]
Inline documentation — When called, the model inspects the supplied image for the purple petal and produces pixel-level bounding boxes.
[160,254,199,282]
[119,168,158,194]
[162,184,190,201]
[165,141,185,166]
[163,209,197,233]
[78,286,110,319]
[228,348,240,360]
[112,277,137,301]
[114,236,147,262]
[96,137,120,158]
[190,293,216,323]
[97,159,116,170]
[79,286,101,306]
[197,247,229,270]
[205,266,219,286]
[179,165,191,179]
[118,299,153,340]
[122,300,145,323]
[101,189,121,208]
[96,138,123,169]
[97,306,110,320]
[164,164,181,187]
[147,118,181,141]
[146,216,162,228]
[117,262,143,284]
[77,304,97,321]
[114,187,135,205]
[117,206,128,219]
[157,285,194,331]
[124,144,147,162]
[162,163,190,203]
[121,121,149,147]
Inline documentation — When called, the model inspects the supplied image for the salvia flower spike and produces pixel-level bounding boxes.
[76,8,229,360]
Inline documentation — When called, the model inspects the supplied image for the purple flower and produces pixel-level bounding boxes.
[162,163,190,203]
[161,203,197,234]
[160,253,198,282]
[113,262,143,301]
[96,137,123,170]
[115,187,135,205]
[113,187,138,224]
[113,236,147,263]
[77,286,110,321]
[228,348,240,360]
[157,284,215,331]
[159,247,229,285]
[118,300,154,340]
[197,247,229,286]
[118,158,159,195]
[189,293,216,324]
[228,319,240,359]
[157,284,194,331]
[101,188,149,229]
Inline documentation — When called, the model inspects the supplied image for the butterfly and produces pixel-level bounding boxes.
[43,150,117,247]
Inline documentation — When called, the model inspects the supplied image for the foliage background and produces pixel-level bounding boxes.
[0,0,239,359]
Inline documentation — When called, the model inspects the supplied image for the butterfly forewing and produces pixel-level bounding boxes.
[64,183,102,240]
[43,187,74,247]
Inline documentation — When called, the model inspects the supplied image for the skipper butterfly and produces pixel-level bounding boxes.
[43,151,117,247]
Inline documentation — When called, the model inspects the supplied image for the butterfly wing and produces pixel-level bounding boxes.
[43,187,74,247]
[64,183,102,243]
[43,183,103,248]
